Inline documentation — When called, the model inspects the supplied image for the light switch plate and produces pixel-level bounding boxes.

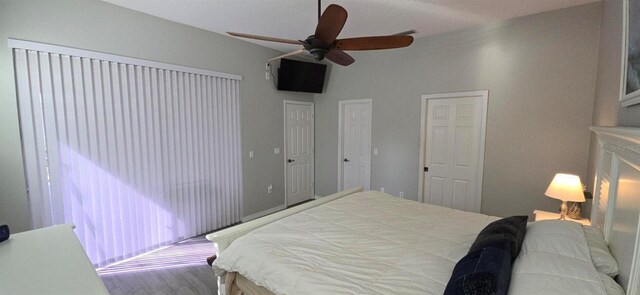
[249,151,254,158]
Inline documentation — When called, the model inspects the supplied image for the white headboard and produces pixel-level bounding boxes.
[591,127,640,295]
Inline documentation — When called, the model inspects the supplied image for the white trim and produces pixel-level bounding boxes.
[337,99,372,191]
[591,126,640,145]
[620,0,627,105]
[622,96,640,108]
[241,204,286,223]
[418,97,428,203]
[8,38,242,80]
[283,100,315,207]
[604,154,619,242]
[417,90,488,213]
[591,141,605,225]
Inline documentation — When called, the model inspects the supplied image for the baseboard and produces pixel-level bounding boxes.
[314,195,322,200]
[241,204,286,223]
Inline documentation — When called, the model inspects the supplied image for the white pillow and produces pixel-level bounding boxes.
[583,226,620,277]
[509,221,608,295]
[598,273,625,295]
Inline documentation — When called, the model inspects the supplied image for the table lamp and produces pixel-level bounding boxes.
[544,173,585,220]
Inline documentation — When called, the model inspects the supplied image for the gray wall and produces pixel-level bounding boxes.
[0,0,312,233]
[591,0,622,129]
[610,0,640,127]
[315,3,602,218]
[592,0,640,128]
[588,0,640,129]
[0,0,617,232]
[587,0,622,197]
[587,0,640,196]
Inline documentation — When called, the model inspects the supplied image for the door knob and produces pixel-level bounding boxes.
[344,158,350,162]
[287,159,295,163]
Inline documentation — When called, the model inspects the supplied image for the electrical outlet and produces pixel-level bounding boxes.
[373,148,378,156]
[249,151,254,159]
[380,187,385,193]
[274,147,280,155]
[265,63,271,80]
[399,192,404,199]
[267,184,273,194]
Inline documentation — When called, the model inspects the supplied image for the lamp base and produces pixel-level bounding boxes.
[558,201,568,220]
[567,202,582,219]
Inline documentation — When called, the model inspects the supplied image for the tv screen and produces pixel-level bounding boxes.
[277,58,327,94]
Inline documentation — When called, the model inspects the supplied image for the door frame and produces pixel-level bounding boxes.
[337,99,372,191]
[418,90,488,211]
[283,100,315,206]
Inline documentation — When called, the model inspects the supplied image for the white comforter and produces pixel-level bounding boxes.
[214,191,498,294]
[213,191,610,295]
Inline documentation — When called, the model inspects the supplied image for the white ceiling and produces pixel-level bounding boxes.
[102,0,599,53]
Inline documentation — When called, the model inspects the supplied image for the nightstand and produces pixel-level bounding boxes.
[533,210,591,226]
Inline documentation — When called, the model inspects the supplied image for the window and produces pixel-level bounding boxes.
[11,40,243,267]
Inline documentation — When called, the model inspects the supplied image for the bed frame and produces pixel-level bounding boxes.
[208,126,640,295]
[206,187,363,295]
[591,127,640,295]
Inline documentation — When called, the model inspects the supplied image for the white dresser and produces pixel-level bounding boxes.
[0,224,109,295]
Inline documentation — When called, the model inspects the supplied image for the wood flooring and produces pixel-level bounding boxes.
[99,235,218,295]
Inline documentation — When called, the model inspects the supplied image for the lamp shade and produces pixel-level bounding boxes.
[545,173,585,202]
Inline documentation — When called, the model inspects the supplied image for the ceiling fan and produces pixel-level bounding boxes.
[227,1,415,66]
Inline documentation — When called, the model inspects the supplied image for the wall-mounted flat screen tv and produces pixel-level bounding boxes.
[277,58,327,94]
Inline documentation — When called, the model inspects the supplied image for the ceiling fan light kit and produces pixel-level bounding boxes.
[227,1,415,66]
[303,36,331,61]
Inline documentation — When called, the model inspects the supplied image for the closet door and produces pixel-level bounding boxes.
[284,100,314,206]
[421,91,487,213]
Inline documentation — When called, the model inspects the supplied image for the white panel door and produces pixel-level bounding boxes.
[339,100,372,191]
[285,101,314,206]
[422,94,485,212]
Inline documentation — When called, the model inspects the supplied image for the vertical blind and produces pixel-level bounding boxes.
[11,40,243,267]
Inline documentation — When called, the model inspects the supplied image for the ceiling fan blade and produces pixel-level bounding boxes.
[315,4,348,45]
[228,32,302,45]
[325,49,355,66]
[267,49,306,62]
[336,35,414,51]
[392,29,417,36]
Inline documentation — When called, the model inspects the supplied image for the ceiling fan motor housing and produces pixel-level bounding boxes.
[305,35,330,61]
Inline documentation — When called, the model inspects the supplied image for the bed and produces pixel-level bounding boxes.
[207,127,640,295]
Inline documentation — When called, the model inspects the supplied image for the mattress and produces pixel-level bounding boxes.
[213,190,499,294]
